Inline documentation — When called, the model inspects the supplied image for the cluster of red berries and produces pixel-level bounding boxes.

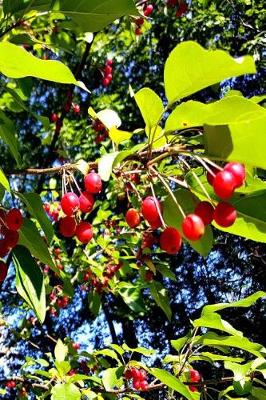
[166,0,188,17]
[5,380,16,390]
[189,369,201,392]
[134,3,154,35]
[92,119,108,143]
[0,208,23,280]
[124,368,149,391]
[56,172,102,244]
[49,288,70,316]
[83,262,122,294]
[102,59,113,87]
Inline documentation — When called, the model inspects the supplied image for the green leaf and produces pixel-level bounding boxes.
[88,291,101,317]
[163,189,213,256]
[203,114,266,169]
[135,88,164,129]
[149,281,172,321]
[102,367,124,391]
[0,168,10,192]
[0,42,85,90]
[251,387,266,400]
[225,361,252,395]
[122,344,155,356]
[19,218,56,270]
[198,332,266,357]
[171,336,190,352]
[165,97,265,132]
[54,339,68,363]
[202,291,266,316]
[98,152,119,182]
[109,127,132,144]
[150,368,199,400]
[191,352,244,363]
[18,193,54,243]
[117,282,145,313]
[0,110,21,166]
[12,245,46,323]
[193,312,243,336]
[164,41,256,105]
[51,383,81,400]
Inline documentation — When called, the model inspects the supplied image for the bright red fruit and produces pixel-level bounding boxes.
[144,4,154,16]
[59,216,77,237]
[76,221,93,243]
[194,201,214,225]
[50,112,59,122]
[160,227,182,254]
[214,202,237,227]
[213,170,237,200]
[61,192,79,216]
[6,208,23,231]
[139,369,147,380]
[224,162,245,188]
[6,380,16,389]
[104,65,112,75]
[84,172,102,194]
[139,380,149,391]
[73,104,80,114]
[0,261,8,282]
[190,369,201,382]
[189,385,198,392]
[182,214,205,241]
[131,368,142,380]
[133,380,141,390]
[102,77,111,87]
[124,369,132,379]
[125,208,141,228]
[79,192,94,213]
[141,196,161,224]
[206,166,220,186]
[72,342,80,350]
[4,230,19,248]
[106,59,113,67]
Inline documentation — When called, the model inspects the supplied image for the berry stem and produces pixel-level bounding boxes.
[149,182,166,229]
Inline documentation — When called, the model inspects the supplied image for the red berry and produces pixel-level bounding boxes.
[72,342,80,350]
[214,202,237,228]
[139,380,149,391]
[126,208,141,228]
[144,271,154,282]
[0,240,10,257]
[0,261,8,282]
[62,296,69,307]
[194,201,214,226]
[131,368,142,380]
[160,227,182,254]
[190,369,201,382]
[102,77,111,87]
[104,65,112,75]
[144,4,154,16]
[50,112,59,122]
[84,172,102,194]
[73,104,80,114]
[189,385,198,392]
[6,208,23,231]
[141,196,161,224]
[182,214,205,241]
[61,192,80,216]
[224,162,245,188]
[176,2,188,16]
[68,369,76,376]
[79,192,95,214]
[166,0,178,6]
[0,208,7,224]
[133,380,141,390]
[135,27,142,36]
[136,17,144,26]
[59,216,77,237]
[6,380,16,389]
[124,369,132,379]
[206,166,220,186]
[105,73,112,81]
[139,369,147,380]
[93,120,105,132]
[76,221,93,244]
[4,229,19,248]
[106,59,113,67]
[213,170,237,200]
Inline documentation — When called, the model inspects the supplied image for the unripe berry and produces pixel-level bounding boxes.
[194,201,214,225]
[6,208,23,231]
[61,192,80,216]
[59,216,77,237]
[213,170,237,200]
[125,208,141,228]
[84,172,102,194]
[190,369,201,382]
[79,192,94,214]
[141,196,161,224]
[0,261,8,282]
[224,162,245,188]
[76,221,93,243]
[214,202,237,227]
[144,4,154,16]
[182,214,205,241]
[160,227,182,254]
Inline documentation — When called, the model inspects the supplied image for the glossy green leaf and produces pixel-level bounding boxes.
[193,312,243,336]
[150,368,199,400]
[135,88,164,129]
[109,127,132,144]
[102,367,124,391]
[165,97,265,132]
[164,41,256,104]
[98,152,119,182]
[203,114,266,169]
[163,189,213,256]
[0,110,21,166]
[171,336,190,352]
[0,42,85,90]
[54,339,68,363]
[117,282,145,313]
[150,281,172,321]
[191,352,244,363]
[19,218,56,270]
[202,291,266,316]
[51,383,81,400]
[12,245,46,323]
[0,168,10,192]
[18,192,54,243]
